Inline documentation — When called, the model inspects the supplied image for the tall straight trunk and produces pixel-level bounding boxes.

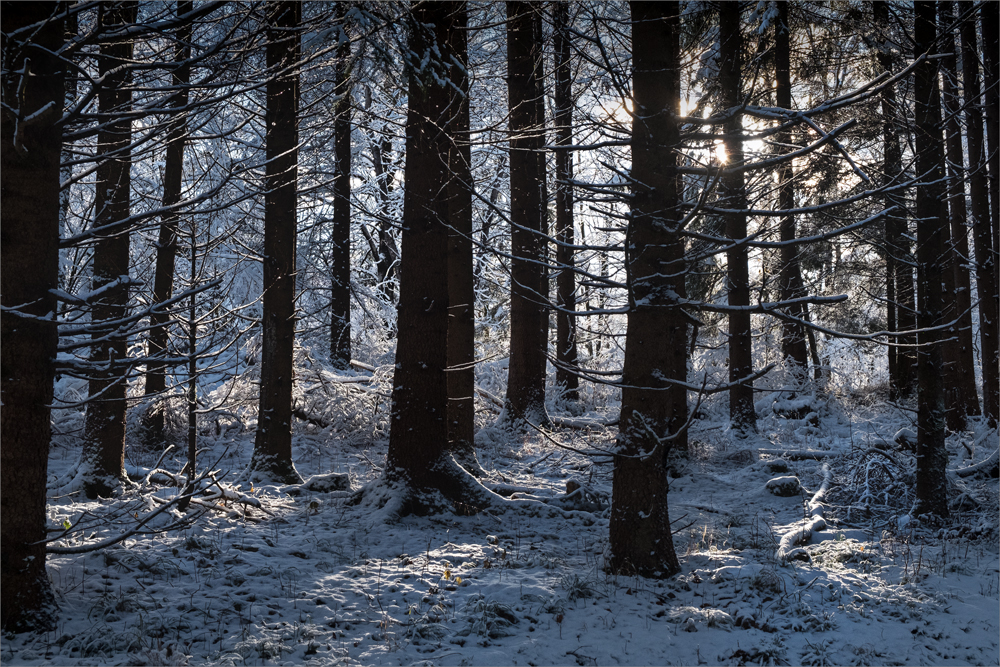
[964,8,998,427]
[250,0,302,484]
[718,1,755,434]
[874,0,916,399]
[445,2,479,472]
[59,7,77,260]
[532,8,549,391]
[0,0,64,632]
[330,2,352,368]
[370,133,397,302]
[382,1,492,513]
[610,0,682,579]
[940,5,980,429]
[978,2,1000,425]
[912,0,948,518]
[502,1,548,426]
[144,0,193,443]
[983,2,1000,278]
[775,1,809,370]
[81,0,138,499]
[553,1,579,402]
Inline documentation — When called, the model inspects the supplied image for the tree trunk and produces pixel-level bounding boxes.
[912,0,949,518]
[330,2,352,369]
[250,0,302,484]
[718,1,756,434]
[874,0,916,400]
[977,2,999,426]
[964,9,998,427]
[81,0,138,499]
[370,133,397,302]
[0,0,64,632]
[502,1,549,427]
[553,1,580,404]
[940,5,980,429]
[143,0,193,445]
[383,1,492,514]
[445,2,479,473]
[775,2,809,370]
[609,0,683,579]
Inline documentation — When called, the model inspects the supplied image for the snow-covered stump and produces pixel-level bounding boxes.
[776,463,831,563]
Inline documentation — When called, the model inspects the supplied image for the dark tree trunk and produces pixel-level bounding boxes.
[912,0,949,518]
[874,0,916,400]
[940,6,980,429]
[58,7,77,270]
[977,2,999,426]
[330,2,352,369]
[775,2,809,370]
[143,0,193,445]
[964,9,998,427]
[81,0,138,499]
[609,0,683,579]
[370,133,398,302]
[445,2,479,473]
[383,1,492,514]
[532,7,550,392]
[250,0,302,484]
[502,1,549,427]
[0,0,64,632]
[553,1,580,404]
[718,1,755,434]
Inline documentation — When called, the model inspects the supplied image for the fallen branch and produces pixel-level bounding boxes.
[44,490,203,554]
[758,448,840,460]
[777,463,831,563]
[954,447,999,478]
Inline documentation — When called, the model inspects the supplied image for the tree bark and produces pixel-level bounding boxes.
[0,0,64,632]
[775,2,809,370]
[940,5,980,429]
[81,0,138,499]
[330,2,352,369]
[250,0,302,484]
[502,1,549,427]
[445,2,479,473]
[609,0,683,579]
[718,1,756,434]
[912,0,948,518]
[143,0,193,445]
[964,9,998,427]
[383,1,492,514]
[553,1,580,404]
[873,0,916,400]
[977,2,999,426]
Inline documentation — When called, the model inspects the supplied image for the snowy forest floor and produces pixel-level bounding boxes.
[3,385,999,666]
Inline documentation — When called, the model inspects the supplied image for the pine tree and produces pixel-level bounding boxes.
[609,0,684,578]
[249,0,303,484]
[1,0,64,631]
[502,1,549,427]
[81,0,139,498]
[912,0,948,518]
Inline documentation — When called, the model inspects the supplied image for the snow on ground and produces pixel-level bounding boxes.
[3,391,998,666]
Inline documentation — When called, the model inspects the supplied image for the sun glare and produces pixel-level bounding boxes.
[714,141,728,164]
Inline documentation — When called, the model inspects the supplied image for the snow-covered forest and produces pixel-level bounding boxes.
[2,1,999,664]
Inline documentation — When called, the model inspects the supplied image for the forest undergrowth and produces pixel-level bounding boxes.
[3,344,998,667]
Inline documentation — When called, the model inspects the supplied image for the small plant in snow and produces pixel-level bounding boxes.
[846,643,886,666]
[722,636,788,665]
[800,638,838,666]
[459,594,518,639]
[560,574,598,601]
